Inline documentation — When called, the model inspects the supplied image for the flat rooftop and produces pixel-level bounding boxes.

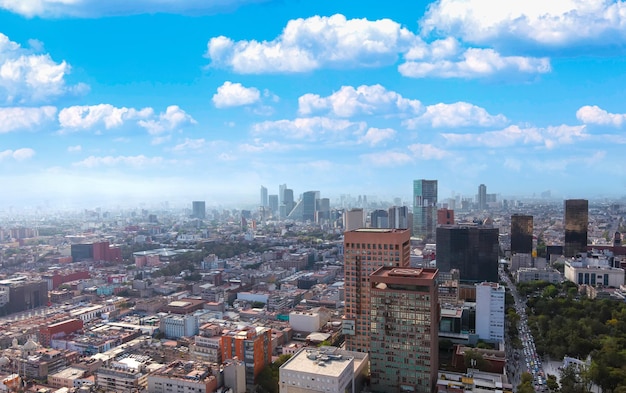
[281,347,366,378]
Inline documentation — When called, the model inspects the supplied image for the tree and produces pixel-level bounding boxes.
[546,374,559,392]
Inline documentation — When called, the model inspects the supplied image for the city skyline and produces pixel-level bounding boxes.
[1,1,626,208]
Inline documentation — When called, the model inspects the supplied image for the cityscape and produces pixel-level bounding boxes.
[0,179,624,393]
[2,1,626,393]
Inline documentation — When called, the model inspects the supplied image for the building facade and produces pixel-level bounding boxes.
[437,208,454,226]
[388,206,409,229]
[369,267,439,393]
[511,214,533,254]
[192,201,206,219]
[221,326,272,387]
[343,228,411,353]
[475,282,505,343]
[436,225,499,283]
[413,179,438,241]
[564,199,588,258]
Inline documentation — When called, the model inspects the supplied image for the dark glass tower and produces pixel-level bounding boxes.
[413,179,437,241]
[436,225,499,283]
[511,214,533,254]
[564,199,588,257]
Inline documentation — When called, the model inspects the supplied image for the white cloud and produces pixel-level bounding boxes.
[173,138,207,152]
[59,104,153,130]
[239,140,294,153]
[137,105,196,135]
[213,81,261,108]
[73,155,167,168]
[576,105,626,126]
[0,0,274,18]
[252,117,366,141]
[407,143,450,159]
[67,145,82,152]
[298,84,422,117]
[0,148,35,161]
[359,127,396,146]
[206,14,417,73]
[420,0,626,48]
[404,102,507,128]
[0,33,84,103]
[399,48,551,79]
[441,124,587,148]
[0,106,56,133]
[361,150,413,167]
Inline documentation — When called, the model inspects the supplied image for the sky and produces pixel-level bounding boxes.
[0,0,625,209]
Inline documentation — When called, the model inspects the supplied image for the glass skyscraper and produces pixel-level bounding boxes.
[413,179,438,241]
[564,199,588,257]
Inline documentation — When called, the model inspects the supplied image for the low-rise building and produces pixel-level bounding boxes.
[147,361,218,393]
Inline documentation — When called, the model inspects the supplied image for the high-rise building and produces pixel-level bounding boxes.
[316,197,331,223]
[436,225,499,283]
[260,186,268,207]
[370,209,389,228]
[413,179,438,241]
[369,266,439,393]
[281,188,295,218]
[268,195,279,216]
[437,208,454,226]
[388,206,409,229]
[477,184,487,210]
[564,199,588,257]
[192,201,206,219]
[279,184,287,206]
[343,228,411,353]
[344,208,365,231]
[511,214,533,254]
[302,191,317,222]
[221,326,272,387]
[475,282,505,343]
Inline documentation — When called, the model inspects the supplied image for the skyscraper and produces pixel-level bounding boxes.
[388,206,408,229]
[344,208,365,231]
[343,228,411,353]
[511,214,533,254]
[436,225,499,283]
[413,179,438,241]
[302,191,317,222]
[477,184,487,210]
[192,201,206,219]
[564,199,588,257]
[369,266,439,393]
[260,186,268,207]
[370,209,388,228]
[475,282,505,343]
[279,183,287,206]
[268,195,279,216]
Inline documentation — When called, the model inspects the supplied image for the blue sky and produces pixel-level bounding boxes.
[0,0,625,209]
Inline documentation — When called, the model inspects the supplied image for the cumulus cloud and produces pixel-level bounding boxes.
[252,117,366,141]
[407,143,450,159]
[73,155,167,168]
[0,148,35,161]
[239,140,294,153]
[0,106,56,133]
[298,84,422,117]
[0,0,275,18]
[399,47,551,79]
[213,81,261,108]
[0,33,85,103]
[59,104,153,131]
[441,124,587,148]
[420,0,626,49]
[576,105,626,126]
[172,138,207,152]
[404,102,507,128]
[206,14,417,73]
[361,150,413,167]
[359,127,396,146]
[138,105,196,135]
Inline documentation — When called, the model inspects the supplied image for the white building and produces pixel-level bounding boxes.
[190,335,222,363]
[515,267,563,284]
[279,347,368,393]
[475,282,505,343]
[288,308,331,333]
[564,257,625,288]
[160,314,199,339]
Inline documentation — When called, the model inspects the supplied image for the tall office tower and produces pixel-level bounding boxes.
[344,208,365,231]
[302,191,318,222]
[279,183,287,206]
[437,208,454,225]
[511,214,533,254]
[413,179,438,241]
[436,225,500,283]
[192,201,206,219]
[477,184,487,210]
[260,186,268,207]
[343,228,411,353]
[316,198,330,223]
[388,206,409,229]
[564,199,589,257]
[370,209,389,228]
[475,282,505,343]
[370,266,439,393]
[283,188,294,216]
[268,195,279,216]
